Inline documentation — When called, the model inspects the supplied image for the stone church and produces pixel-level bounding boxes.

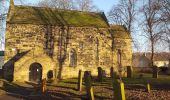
[3,0,132,82]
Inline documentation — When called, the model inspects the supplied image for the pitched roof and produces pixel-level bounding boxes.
[7,5,109,27]
[110,25,131,39]
[133,52,170,61]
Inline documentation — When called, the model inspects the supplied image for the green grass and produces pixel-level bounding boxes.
[47,73,170,89]
[119,72,170,88]
[0,72,170,99]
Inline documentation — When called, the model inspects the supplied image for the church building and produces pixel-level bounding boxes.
[3,0,132,82]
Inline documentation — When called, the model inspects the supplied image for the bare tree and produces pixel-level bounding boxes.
[159,0,170,51]
[38,0,75,10]
[76,0,99,12]
[38,0,99,12]
[0,0,9,50]
[108,0,137,33]
[140,0,163,66]
[107,0,140,52]
[0,0,24,50]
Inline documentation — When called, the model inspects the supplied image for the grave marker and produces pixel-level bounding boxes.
[127,66,133,78]
[113,79,126,100]
[84,71,94,100]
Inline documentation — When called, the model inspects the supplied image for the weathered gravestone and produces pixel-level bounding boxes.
[110,67,114,78]
[152,66,158,78]
[127,66,133,78]
[84,71,94,100]
[78,70,83,91]
[98,67,103,82]
[113,79,126,100]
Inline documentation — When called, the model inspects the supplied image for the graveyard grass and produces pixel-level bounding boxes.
[2,72,170,99]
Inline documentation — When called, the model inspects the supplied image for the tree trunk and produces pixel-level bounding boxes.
[151,39,154,67]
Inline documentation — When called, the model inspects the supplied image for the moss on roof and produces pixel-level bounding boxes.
[7,5,109,27]
[110,25,131,39]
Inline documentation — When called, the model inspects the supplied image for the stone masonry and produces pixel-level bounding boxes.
[3,0,132,82]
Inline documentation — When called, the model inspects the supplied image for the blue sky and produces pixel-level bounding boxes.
[15,0,118,13]
[93,0,119,13]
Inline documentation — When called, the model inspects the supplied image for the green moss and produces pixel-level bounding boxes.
[110,25,131,39]
[8,5,109,27]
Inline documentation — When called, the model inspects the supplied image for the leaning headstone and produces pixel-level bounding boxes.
[84,71,94,100]
[98,67,103,82]
[110,67,114,78]
[41,78,47,93]
[127,66,133,78]
[113,79,126,100]
[78,70,83,91]
[112,71,119,80]
[152,66,158,78]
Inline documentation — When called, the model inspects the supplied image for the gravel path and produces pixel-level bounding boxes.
[40,84,170,100]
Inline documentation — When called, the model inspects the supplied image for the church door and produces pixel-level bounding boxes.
[29,63,42,82]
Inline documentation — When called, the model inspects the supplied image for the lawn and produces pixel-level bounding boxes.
[44,72,170,100]
[1,72,170,100]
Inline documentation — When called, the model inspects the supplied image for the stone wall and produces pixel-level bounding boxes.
[4,23,132,81]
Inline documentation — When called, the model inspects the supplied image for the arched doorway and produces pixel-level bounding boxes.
[29,63,42,82]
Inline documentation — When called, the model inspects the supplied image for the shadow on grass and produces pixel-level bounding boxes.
[46,89,86,100]
[47,84,78,91]
[0,80,34,99]
[3,82,33,95]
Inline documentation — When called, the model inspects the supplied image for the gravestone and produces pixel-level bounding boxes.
[84,71,94,100]
[127,66,133,78]
[110,67,114,78]
[98,67,103,82]
[113,79,126,100]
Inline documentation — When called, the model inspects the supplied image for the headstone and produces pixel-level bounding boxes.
[84,71,94,100]
[110,67,114,78]
[98,67,103,82]
[113,79,126,100]
[127,66,133,78]
[152,66,158,78]
[78,70,83,91]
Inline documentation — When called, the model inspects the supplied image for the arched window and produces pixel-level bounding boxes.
[117,49,121,66]
[69,49,77,67]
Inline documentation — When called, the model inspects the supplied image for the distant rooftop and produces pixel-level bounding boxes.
[133,52,170,61]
